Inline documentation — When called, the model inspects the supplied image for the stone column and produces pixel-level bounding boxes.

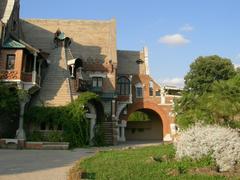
[129,75,133,103]
[86,107,97,145]
[116,124,120,141]
[32,52,37,83]
[119,120,127,142]
[112,100,116,118]
[71,64,75,78]
[161,87,166,104]
[16,94,30,140]
[38,60,42,86]
[90,117,96,144]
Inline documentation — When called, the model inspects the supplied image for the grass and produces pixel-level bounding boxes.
[69,144,238,180]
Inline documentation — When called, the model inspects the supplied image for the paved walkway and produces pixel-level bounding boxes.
[0,141,162,180]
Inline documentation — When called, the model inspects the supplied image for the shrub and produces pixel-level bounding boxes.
[92,124,105,146]
[128,111,150,121]
[0,83,20,138]
[27,131,44,141]
[25,92,100,147]
[175,124,240,172]
[46,131,63,142]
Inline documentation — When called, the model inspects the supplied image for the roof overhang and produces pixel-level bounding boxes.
[3,37,40,54]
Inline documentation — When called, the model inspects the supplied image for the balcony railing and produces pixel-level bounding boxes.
[90,86,103,92]
[21,72,32,82]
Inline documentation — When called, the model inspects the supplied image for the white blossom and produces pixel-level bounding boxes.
[175,124,240,172]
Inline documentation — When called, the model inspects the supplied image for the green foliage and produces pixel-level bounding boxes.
[0,83,20,138]
[128,111,150,121]
[25,92,101,147]
[177,164,188,174]
[175,55,240,128]
[0,83,19,112]
[27,131,44,141]
[71,145,229,180]
[46,131,63,142]
[92,124,105,146]
[184,55,236,95]
[27,131,64,142]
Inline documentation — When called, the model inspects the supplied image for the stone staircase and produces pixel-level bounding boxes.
[101,121,118,145]
[33,47,72,106]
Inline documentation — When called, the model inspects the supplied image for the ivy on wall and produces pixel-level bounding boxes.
[25,92,100,147]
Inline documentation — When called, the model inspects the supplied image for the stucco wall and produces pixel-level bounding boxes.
[21,19,117,64]
[117,50,146,75]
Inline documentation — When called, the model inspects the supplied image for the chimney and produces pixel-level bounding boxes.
[143,46,150,75]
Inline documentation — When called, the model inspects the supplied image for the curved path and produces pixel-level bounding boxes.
[0,141,161,180]
[0,148,96,180]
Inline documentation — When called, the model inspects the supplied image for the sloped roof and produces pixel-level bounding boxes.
[3,37,40,53]
[3,38,25,48]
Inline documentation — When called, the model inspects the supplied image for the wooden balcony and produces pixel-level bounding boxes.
[21,72,32,82]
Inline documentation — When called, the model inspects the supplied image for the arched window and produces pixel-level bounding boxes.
[135,82,143,98]
[149,81,154,96]
[117,76,130,95]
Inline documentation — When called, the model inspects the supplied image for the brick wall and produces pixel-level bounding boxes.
[0,49,23,80]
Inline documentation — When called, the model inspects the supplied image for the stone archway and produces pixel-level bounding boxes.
[85,100,105,144]
[126,109,163,141]
[120,101,172,142]
[85,103,96,144]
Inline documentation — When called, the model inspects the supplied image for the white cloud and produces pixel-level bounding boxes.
[160,77,184,88]
[180,24,194,32]
[159,34,190,45]
[234,53,240,61]
[234,64,240,68]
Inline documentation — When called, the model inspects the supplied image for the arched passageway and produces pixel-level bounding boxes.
[118,101,172,142]
[85,99,105,144]
[125,109,163,141]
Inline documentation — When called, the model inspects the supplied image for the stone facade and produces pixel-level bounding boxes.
[0,0,181,145]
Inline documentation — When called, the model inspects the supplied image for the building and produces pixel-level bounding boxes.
[0,0,181,145]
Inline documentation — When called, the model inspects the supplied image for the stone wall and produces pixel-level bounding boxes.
[21,18,117,91]
[21,19,117,64]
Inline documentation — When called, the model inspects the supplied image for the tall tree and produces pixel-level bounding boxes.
[184,55,236,95]
[175,55,238,128]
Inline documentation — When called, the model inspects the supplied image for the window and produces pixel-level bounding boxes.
[149,81,154,96]
[6,54,15,70]
[156,90,161,96]
[92,77,103,88]
[117,76,130,95]
[135,83,143,98]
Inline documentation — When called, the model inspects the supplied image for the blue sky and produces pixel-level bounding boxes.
[20,0,240,87]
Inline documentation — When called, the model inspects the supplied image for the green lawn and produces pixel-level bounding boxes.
[71,144,238,180]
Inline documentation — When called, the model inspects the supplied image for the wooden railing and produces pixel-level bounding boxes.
[21,72,41,86]
[21,72,32,82]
